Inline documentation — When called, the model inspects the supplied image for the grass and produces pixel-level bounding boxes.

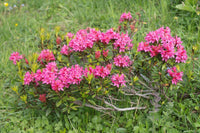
[0,0,200,132]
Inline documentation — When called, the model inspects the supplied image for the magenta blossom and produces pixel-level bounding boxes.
[61,45,72,56]
[41,62,58,85]
[51,80,64,91]
[95,51,101,59]
[38,49,55,63]
[66,32,74,39]
[137,42,151,52]
[59,64,84,86]
[69,29,95,52]
[114,55,132,67]
[119,12,132,23]
[113,32,133,53]
[103,49,109,57]
[138,27,187,63]
[175,45,187,63]
[84,67,94,77]
[24,71,34,85]
[111,74,126,88]
[39,94,46,103]
[93,65,111,78]
[150,44,162,57]
[167,67,183,85]
[9,52,23,65]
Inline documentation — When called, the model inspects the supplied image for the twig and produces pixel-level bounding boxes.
[103,99,146,111]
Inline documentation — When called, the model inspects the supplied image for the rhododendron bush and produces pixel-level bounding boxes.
[10,12,187,114]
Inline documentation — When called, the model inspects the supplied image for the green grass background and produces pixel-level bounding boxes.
[0,0,200,132]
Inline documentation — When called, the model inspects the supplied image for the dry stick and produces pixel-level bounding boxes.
[73,100,114,117]
[103,100,146,111]
[104,95,137,105]
[95,97,146,111]
[122,92,150,99]
[74,101,113,111]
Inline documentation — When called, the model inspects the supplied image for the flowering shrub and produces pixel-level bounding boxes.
[10,12,187,114]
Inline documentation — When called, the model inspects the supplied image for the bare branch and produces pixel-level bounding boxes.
[73,100,114,111]
[103,99,146,111]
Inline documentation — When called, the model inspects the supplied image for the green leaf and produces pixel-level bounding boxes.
[55,109,60,118]
[116,128,127,133]
[62,107,68,112]
[88,100,96,105]
[194,123,200,127]
[46,108,52,116]
[176,2,196,12]
[56,100,62,107]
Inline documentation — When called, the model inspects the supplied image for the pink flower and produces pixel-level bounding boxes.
[103,50,109,57]
[38,49,55,63]
[61,45,72,56]
[174,36,182,47]
[175,45,187,63]
[167,67,183,85]
[69,29,94,52]
[95,51,101,59]
[114,55,132,67]
[69,65,84,84]
[41,62,58,84]
[139,27,187,63]
[150,44,162,57]
[88,28,102,42]
[51,80,64,91]
[119,12,132,23]
[25,58,29,65]
[58,67,71,88]
[145,27,172,44]
[100,33,111,44]
[106,64,112,71]
[160,43,175,62]
[59,65,84,85]
[9,52,23,65]
[39,94,46,103]
[84,67,94,77]
[56,37,62,45]
[24,71,34,85]
[66,32,74,39]
[94,65,111,78]
[137,42,151,52]
[34,69,43,82]
[113,32,133,52]
[111,74,126,88]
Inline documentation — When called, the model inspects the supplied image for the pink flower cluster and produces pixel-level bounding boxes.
[119,12,132,23]
[68,29,96,52]
[167,67,183,85]
[59,65,84,87]
[61,45,72,56]
[111,74,126,88]
[61,28,133,53]
[66,32,74,39]
[138,27,187,63]
[95,51,101,59]
[95,49,109,59]
[113,32,133,52]
[38,49,55,63]
[39,94,46,103]
[23,60,113,91]
[84,64,112,79]
[9,52,23,65]
[24,71,34,85]
[23,62,84,91]
[114,55,132,67]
